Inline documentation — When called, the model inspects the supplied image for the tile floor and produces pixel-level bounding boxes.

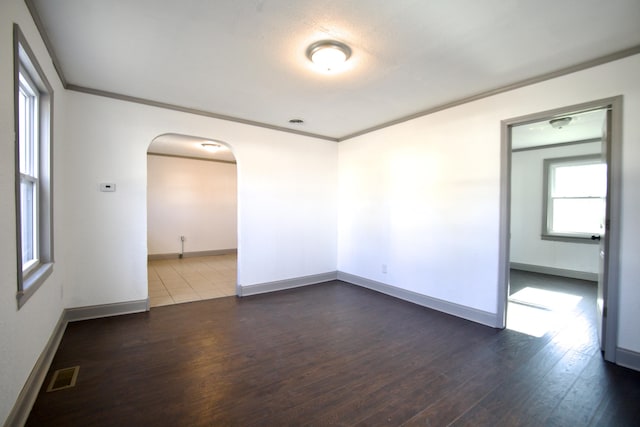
[148,254,237,307]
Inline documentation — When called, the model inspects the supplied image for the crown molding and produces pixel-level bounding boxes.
[24,0,640,143]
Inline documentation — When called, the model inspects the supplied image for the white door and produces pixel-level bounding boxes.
[595,107,611,353]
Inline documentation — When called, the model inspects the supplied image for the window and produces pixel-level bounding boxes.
[19,66,40,273]
[14,24,54,308]
[542,154,606,242]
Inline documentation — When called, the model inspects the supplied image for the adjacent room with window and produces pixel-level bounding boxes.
[508,108,607,344]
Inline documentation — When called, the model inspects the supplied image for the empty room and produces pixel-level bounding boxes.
[1,1,640,426]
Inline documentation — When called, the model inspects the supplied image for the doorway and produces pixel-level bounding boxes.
[498,97,622,362]
[146,133,238,307]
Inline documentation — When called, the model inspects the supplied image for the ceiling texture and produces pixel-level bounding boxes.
[28,0,640,142]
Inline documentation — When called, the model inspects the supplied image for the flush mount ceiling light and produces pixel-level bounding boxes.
[201,142,222,152]
[306,40,352,72]
[549,117,572,129]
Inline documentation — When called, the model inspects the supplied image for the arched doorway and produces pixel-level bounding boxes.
[146,133,238,307]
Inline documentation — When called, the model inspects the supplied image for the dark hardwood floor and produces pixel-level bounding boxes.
[26,278,640,426]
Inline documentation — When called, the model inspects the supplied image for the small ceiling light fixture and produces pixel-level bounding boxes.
[201,142,222,152]
[549,117,572,129]
[306,40,352,72]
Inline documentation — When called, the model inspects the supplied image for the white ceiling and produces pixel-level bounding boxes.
[511,108,607,150]
[30,0,640,141]
[148,134,237,162]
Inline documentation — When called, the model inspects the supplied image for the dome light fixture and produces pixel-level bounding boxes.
[201,142,222,152]
[306,40,352,72]
[549,117,572,129]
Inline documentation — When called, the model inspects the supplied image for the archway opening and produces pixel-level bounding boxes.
[146,133,238,307]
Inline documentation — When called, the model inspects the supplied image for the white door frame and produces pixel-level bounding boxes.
[497,96,622,362]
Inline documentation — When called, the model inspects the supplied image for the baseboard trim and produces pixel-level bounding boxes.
[7,279,638,426]
[238,271,338,297]
[337,272,499,328]
[510,262,597,282]
[148,249,237,261]
[616,348,640,372]
[4,311,67,427]
[65,299,149,322]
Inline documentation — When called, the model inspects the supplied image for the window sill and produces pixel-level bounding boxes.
[541,234,600,244]
[17,262,53,309]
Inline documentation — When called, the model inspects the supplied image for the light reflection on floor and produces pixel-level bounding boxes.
[507,287,583,338]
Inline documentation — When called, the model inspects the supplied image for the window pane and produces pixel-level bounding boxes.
[18,88,29,174]
[552,163,606,197]
[551,198,605,235]
[20,178,37,266]
[18,70,40,274]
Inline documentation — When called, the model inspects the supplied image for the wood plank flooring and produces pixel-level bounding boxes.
[26,277,640,426]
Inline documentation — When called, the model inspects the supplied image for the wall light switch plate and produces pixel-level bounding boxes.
[100,183,116,192]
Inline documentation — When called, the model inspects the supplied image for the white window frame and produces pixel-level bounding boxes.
[14,24,54,308]
[541,154,604,243]
[19,66,40,275]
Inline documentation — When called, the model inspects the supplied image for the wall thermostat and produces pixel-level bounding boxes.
[100,183,116,192]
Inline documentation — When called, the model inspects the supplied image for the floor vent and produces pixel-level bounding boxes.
[46,366,80,392]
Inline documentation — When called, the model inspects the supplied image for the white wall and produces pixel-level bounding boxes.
[0,3,337,416]
[63,91,338,309]
[0,0,68,423]
[338,54,640,354]
[2,1,640,422]
[338,106,501,314]
[510,142,601,274]
[147,155,237,255]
